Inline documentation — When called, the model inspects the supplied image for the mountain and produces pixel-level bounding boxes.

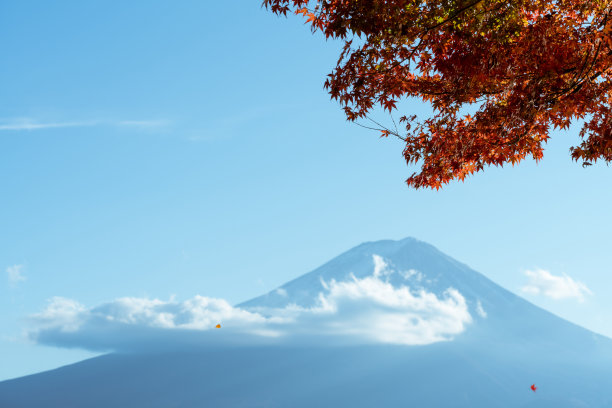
[1,237,612,407]
[239,237,612,357]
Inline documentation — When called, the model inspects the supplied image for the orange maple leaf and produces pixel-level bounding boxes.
[264,0,612,187]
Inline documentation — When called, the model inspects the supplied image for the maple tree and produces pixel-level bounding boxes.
[263,0,612,188]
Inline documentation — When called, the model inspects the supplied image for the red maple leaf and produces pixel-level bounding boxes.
[263,0,612,188]
[531,384,537,392]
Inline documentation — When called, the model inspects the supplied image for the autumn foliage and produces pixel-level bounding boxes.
[263,0,612,188]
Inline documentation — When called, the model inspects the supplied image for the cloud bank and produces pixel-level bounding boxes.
[29,257,474,352]
[521,268,592,302]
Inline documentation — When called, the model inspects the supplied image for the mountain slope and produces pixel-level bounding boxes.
[1,237,612,407]
[239,237,612,358]
[1,343,611,408]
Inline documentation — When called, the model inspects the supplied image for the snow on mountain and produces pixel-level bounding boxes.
[239,237,511,312]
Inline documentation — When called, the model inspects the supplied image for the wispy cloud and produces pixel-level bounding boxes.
[6,264,26,287]
[475,300,487,318]
[0,118,168,131]
[28,262,473,352]
[520,268,592,302]
[0,120,97,131]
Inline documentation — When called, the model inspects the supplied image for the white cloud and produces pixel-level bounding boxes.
[6,264,26,287]
[31,297,86,331]
[30,296,285,352]
[275,288,288,297]
[520,268,592,302]
[0,118,167,131]
[302,274,472,346]
[29,273,473,352]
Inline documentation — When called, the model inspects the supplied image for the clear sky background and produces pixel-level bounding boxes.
[1,1,611,381]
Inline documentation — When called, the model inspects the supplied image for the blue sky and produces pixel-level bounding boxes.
[1,0,611,381]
